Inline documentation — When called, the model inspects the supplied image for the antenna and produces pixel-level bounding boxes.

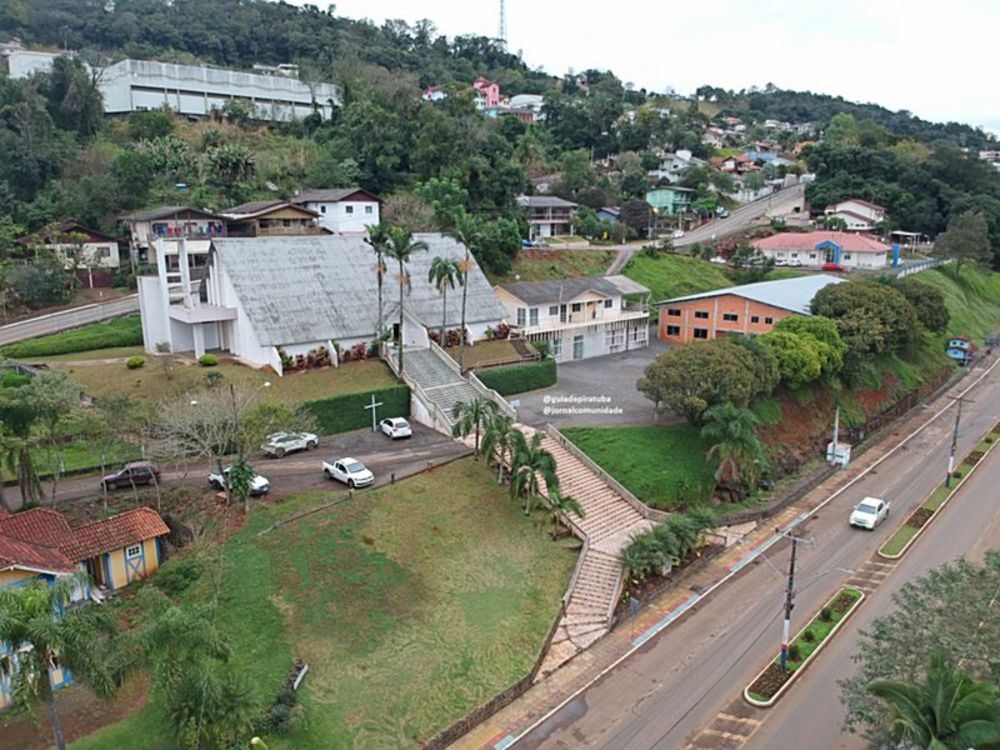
[498,0,507,47]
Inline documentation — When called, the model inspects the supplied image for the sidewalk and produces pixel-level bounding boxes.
[448,356,994,750]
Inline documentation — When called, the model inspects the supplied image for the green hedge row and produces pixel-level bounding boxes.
[476,358,557,396]
[1,314,143,358]
[302,385,410,435]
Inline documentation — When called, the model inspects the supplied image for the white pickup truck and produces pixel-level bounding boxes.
[322,457,375,489]
[849,496,890,530]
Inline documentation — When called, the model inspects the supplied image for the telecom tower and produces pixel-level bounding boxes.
[498,0,507,47]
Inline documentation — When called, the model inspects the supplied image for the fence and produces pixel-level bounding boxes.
[895,257,952,278]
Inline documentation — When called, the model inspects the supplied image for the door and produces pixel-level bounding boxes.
[573,335,584,360]
[559,304,567,323]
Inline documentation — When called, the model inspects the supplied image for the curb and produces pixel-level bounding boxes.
[743,589,866,708]
[878,432,1000,560]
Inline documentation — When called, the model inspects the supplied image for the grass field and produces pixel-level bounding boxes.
[54,357,398,406]
[0,315,143,359]
[27,346,146,362]
[493,249,617,284]
[623,253,734,301]
[561,425,717,511]
[913,265,1000,344]
[71,458,575,750]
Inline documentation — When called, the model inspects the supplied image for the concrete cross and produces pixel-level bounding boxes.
[364,394,384,432]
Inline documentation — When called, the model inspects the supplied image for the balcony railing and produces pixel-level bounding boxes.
[512,308,649,336]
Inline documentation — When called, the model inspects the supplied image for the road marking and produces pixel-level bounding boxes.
[717,713,760,727]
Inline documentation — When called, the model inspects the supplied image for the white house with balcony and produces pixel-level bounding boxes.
[121,206,228,270]
[494,275,651,362]
[136,234,504,372]
[823,198,887,232]
[516,195,578,239]
[290,188,380,233]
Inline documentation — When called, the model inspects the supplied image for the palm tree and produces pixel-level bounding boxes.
[480,412,518,483]
[427,256,462,344]
[700,403,766,494]
[546,489,584,539]
[0,576,117,750]
[383,225,429,375]
[666,514,702,559]
[509,429,559,516]
[445,211,480,372]
[620,539,650,584]
[363,222,391,350]
[452,398,499,458]
[650,523,681,573]
[868,651,1000,750]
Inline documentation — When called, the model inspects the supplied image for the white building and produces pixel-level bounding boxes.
[1,43,67,78]
[823,198,887,231]
[15,221,122,287]
[121,206,227,270]
[137,234,505,372]
[291,188,380,233]
[516,195,578,239]
[494,275,651,362]
[647,149,707,184]
[752,231,893,270]
[99,59,341,121]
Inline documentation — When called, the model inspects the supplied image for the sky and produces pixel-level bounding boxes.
[297,0,1000,135]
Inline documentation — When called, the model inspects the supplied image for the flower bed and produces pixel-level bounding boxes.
[745,587,864,706]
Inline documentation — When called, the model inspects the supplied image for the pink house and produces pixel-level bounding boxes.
[472,77,501,110]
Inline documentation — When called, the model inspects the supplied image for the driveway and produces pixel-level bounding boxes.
[514,338,671,428]
[50,423,471,506]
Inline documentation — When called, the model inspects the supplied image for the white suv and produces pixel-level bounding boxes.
[323,457,375,489]
[261,431,318,458]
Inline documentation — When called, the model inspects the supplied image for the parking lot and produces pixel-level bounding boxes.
[514,338,672,427]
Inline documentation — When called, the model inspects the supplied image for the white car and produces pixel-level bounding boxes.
[774,258,788,267]
[709,256,727,265]
[380,417,412,439]
[208,467,271,496]
[672,229,685,239]
[323,457,375,488]
[787,258,803,268]
[849,497,890,530]
[261,431,318,458]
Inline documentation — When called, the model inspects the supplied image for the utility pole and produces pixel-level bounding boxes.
[498,0,507,47]
[946,396,974,488]
[777,529,813,671]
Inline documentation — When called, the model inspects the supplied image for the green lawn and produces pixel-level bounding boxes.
[445,339,529,369]
[492,249,617,284]
[28,345,146,362]
[0,315,143,359]
[913,265,1000,344]
[622,253,734,301]
[54,357,398,406]
[561,425,717,510]
[71,458,575,749]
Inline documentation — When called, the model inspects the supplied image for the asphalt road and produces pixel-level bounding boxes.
[515,363,1000,750]
[0,295,139,346]
[49,423,470,505]
[743,436,1000,750]
[675,183,806,249]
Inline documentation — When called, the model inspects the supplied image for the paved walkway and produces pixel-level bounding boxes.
[447,356,992,750]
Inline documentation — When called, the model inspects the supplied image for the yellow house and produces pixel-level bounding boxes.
[0,506,169,708]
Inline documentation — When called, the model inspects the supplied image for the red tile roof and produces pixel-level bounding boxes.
[0,508,73,548]
[0,536,77,574]
[752,231,890,254]
[61,507,169,562]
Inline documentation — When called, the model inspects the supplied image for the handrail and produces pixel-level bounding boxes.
[563,537,591,608]
[471,353,541,371]
[468,370,518,420]
[384,347,452,432]
[428,338,463,376]
[545,422,670,523]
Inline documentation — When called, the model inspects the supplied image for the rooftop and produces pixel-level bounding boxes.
[223,200,319,219]
[292,188,378,204]
[497,274,650,305]
[659,274,847,315]
[63,507,170,561]
[752,231,891,254]
[123,206,226,223]
[516,195,578,209]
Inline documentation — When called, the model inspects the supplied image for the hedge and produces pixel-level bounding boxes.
[476,358,556,396]
[302,384,410,435]
[1,314,143,358]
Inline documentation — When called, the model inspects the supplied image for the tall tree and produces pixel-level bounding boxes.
[934,211,993,277]
[383,225,429,376]
[0,576,118,750]
[427,255,462,344]
[445,211,481,372]
[363,222,390,349]
[480,411,519,483]
[700,403,766,493]
[868,652,1000,750]
[509,429,559,515]
[545,489,584,539]
[451,397,498,458]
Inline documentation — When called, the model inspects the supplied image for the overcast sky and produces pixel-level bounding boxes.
[301,0,999,135]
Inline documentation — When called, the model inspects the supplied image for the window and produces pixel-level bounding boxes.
[125,544,142,560]
[604,299,613,309]
[551,338,562,356]
[365,205,374,215]
[764,316,774,325]
[750,315,760,324]
[722,313,739,322]
[694,311,709,319]
[320,205,326,214]
[529,307,539,326]
[667,308,682,317]
[571,303,582,312]
[549,305,559,316]
[345,205,354,214]
[844,253,852,260]
[666,325,681,336]
[693,328,709,339]
[516,308,526,327]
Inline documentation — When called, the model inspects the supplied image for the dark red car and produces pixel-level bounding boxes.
[822,262,845,272]
[100,461,160,490]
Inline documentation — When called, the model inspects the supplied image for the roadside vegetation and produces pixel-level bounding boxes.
[1,315,143,359]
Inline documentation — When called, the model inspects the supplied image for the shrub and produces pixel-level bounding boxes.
[0,315,143,358]
[476,358,557,396]
[801,629,816,643]
[204,370,224,388]
[819,606,833,622]
[198,354,218,367]
[126,356,145,370]
[303,385,410,434]
[0,370,31,388]
[787,643,802,662]
[155,557,203,596]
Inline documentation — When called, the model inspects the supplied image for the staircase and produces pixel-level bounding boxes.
[523,426,654,674]
[391,346,496,430]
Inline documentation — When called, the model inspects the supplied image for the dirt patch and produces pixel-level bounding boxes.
[0,673,150,750]
[963,451,985,466]
[831,591,858,614]
[906,507,934,529]
[748,662,791,701]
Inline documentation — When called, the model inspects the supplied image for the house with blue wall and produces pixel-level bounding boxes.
[946,335,978,365]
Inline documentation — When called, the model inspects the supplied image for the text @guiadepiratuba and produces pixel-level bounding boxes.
[542,393,624,417]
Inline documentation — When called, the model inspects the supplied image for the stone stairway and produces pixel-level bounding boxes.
[399,347,483,428]
[520,426,653,674]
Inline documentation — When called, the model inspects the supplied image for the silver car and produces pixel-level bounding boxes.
[261,431,318,458]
